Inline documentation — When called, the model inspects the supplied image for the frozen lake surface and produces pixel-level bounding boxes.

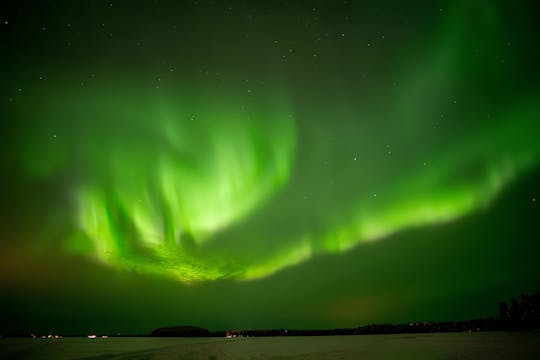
[1,332,539,359]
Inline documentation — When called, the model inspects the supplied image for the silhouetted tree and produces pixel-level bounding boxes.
[499,301,509,322]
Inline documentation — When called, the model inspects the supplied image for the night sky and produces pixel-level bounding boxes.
[1,0,540,335]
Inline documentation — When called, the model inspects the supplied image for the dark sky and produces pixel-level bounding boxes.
[1,0,539,335]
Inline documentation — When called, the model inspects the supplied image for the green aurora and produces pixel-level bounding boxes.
[2,0,540,333]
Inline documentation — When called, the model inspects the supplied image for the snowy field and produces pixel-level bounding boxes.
[1,332,539,359]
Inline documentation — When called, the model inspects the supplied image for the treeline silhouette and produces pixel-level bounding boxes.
[499,291,540,330]
[152,291,540,337]
[7,291,539,338]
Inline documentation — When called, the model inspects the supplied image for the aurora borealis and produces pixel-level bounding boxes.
[2,0,540,334]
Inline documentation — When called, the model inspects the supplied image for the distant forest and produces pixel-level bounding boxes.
[7,291,539,338]
[152,291,540,337]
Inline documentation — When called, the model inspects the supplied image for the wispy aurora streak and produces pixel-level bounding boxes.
[15,1,540,283]
[72,88,297,281]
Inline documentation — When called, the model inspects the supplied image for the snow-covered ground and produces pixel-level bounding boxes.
[1,332,539,359]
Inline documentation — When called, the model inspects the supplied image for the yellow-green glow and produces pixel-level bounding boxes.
[72,88,296,281]
[10,1,540,284]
